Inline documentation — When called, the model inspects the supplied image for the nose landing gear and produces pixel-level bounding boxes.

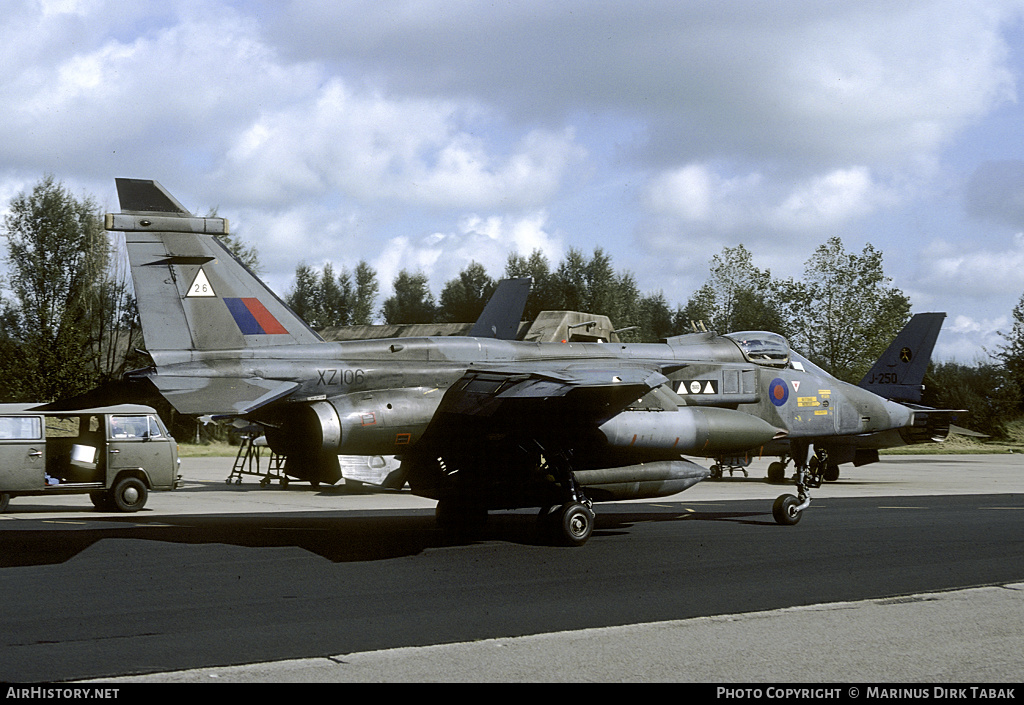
[772,446,827,525]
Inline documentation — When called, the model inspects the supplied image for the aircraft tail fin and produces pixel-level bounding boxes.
[859,312,945,403]
[467,277,531,340]
[108,179,322,356]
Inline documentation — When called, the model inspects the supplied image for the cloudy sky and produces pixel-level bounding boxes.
[4,0,1024,361]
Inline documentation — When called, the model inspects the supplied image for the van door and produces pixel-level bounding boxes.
[0,415,45,491]
[106,414,176,488]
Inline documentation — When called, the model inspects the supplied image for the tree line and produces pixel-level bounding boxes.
[287,239,913,384]
[2,176,1022,438]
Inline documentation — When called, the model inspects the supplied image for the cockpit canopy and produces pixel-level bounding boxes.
[724,331,790,367]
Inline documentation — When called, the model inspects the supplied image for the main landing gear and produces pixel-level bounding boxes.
[536,468,595,547]
[432,441,597,547]
[709,455,751,479]
[767,449,840,483]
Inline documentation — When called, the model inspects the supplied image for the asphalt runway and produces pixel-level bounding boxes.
[0,454,1022,682]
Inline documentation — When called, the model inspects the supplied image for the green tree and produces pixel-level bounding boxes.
[287,260,381,329]
[923,361,1019,438]
[351,260,379,325]
[286,262,321,326]
[505,249,558,321]
[552,247,642,330]
[782,237,911,382]
[437,262,496,323]
[316,262,353,327]
[631,291,677,342]
[684,244,785,335]
[996,291,1024,411]
[286,262,351,329]
[90,247,144,383]
[0,176,127,401]
[381,270,436,324]
[204,208,262,274]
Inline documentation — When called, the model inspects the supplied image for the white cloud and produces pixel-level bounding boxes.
[769,167,896,230]
[275,1,1020,168]
[0,2,322,176]
[644,163,894,235]
[213,80,584,210]
[1,0,1023,365]
[371,211,564,299]
[917,232,1024,298]
[933,314,1010,363]
[645,165,717,222]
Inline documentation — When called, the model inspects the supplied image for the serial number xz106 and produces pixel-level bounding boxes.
[316,368,365,386]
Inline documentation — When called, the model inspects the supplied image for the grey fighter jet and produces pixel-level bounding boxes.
[717,311,949,485]
[108,179,953,545]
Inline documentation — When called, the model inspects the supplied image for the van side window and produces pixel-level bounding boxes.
[110,415,151,439]
[0,416,42,440]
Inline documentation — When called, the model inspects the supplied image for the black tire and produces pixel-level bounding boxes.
[89,490,113,511]
[0,493,9,513]
[767,462,786,483]
[772,494,802,525]
[111,476,148,513]
[556,503,594,547]
[823,464,840,482]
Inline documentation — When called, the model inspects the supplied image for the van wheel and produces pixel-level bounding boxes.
[112,477,148,512]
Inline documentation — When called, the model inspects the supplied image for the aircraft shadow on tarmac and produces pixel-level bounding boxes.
[0,503,775,567]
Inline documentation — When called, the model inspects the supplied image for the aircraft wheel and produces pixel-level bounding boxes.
[823,464,840,482]
[767,462,786,483]
[556,502,594,547]
[772,494,802,526]
[0,493,9,513]
[709,464,722,480]
[111,477,148,513]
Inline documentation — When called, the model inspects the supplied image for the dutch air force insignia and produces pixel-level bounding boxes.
[187,268,216,297]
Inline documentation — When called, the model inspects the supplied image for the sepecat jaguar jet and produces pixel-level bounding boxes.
[107,178,954,545]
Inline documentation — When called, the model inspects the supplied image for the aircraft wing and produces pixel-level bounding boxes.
[423,365,668,442]
[142,374,299,417]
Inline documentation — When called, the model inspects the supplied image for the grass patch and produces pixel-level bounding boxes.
[176,441,241,458]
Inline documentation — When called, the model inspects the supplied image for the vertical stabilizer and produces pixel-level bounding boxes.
[108,179,322,355]
[468,277,532,340]
[859,313,945,403]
